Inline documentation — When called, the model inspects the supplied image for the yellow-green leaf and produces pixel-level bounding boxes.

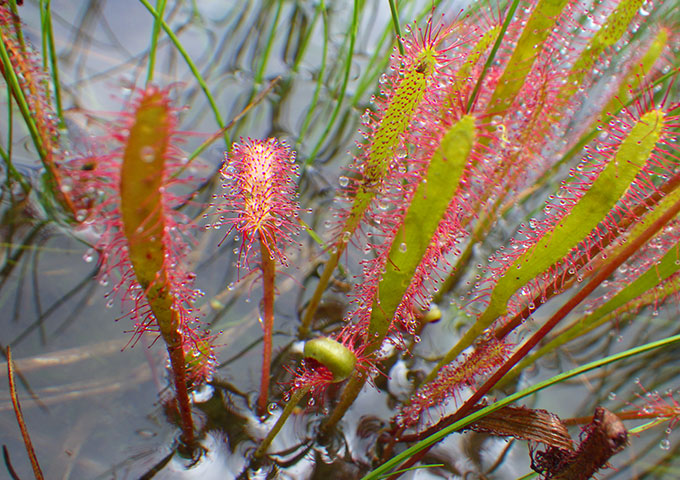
[368,115,477,344]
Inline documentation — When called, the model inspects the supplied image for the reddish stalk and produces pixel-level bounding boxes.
[258,239,277,416]
[6,347,44,480]
[166,339,195,448]
[563,409,662,426]
[390,191,680,478]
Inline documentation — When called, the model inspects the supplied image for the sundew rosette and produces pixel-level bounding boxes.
[213,137,301,274]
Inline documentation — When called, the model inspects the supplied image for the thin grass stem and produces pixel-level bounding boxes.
[40,0,63,126]
[466,0,521,113]
[297,0,327,149]
[145,0,167,86]
[388,0,405,56]
[254,0,282,87]
[305,0,358,166]
[137,0,227,142]
[254,385,310,459]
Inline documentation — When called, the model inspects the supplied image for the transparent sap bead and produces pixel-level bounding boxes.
[140,145,156,163]
[61,177,74,193]
[83,248,96,263]
[266,402,279,415]
[660,438,671,450]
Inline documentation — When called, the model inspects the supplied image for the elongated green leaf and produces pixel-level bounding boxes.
[120,90,176,336]
[486,0,570,117]
[546,27,670,187]
[516,249,680,376]
[486,109,665,323]
[301,38,445,336]
[322,115,477,431]
[601,27,669,118]
[511,186,680,374]
[566,0,647,88]
[446,25,500,110]
[434,108,667,372]
[369,115,476,341]
[349,45,437,213]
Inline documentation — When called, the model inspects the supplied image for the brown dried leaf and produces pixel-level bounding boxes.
[466,404,574,451]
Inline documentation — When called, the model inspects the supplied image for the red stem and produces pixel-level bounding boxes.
[258,237,277,417]
[390,188,680,478]
[167,340,195,447]
[6,346,44,480]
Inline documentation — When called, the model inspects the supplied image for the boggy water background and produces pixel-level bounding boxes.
[1,1,679,479]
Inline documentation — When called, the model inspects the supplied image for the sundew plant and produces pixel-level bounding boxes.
[1,0,680,478]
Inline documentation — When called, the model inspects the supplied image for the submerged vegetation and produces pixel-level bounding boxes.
[1,0,680,478]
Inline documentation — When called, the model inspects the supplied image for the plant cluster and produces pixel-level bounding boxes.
[2,0,680,478]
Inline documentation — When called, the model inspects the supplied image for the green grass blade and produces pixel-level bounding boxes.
[305,0,358,166]
[40,0,63,126]
[478,0,569,116]
[388,0,405,56]
[297,1,327,148]
[145,0,167,86]
[137,0,227,140]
